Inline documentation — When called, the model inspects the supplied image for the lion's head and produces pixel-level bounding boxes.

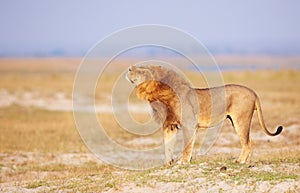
[126,64,197,125]
[126,65,167,86]
[126,64,190,89]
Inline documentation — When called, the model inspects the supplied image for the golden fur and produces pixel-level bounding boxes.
[126,65,283,165]
[136,80,180,127]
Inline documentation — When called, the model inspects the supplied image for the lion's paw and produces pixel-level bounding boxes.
[164,159,174,167]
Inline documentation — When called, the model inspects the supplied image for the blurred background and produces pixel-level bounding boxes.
[0,1,300,192]
[1,0,300,57]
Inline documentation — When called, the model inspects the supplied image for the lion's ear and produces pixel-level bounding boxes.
[130,66,136,71]
[149,65,167,81]
[149,65,163,71]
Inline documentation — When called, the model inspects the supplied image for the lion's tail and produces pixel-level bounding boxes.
[255,98,283,136]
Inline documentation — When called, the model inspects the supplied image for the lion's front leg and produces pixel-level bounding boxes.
[178,125,197,165]
[163,124,178,166]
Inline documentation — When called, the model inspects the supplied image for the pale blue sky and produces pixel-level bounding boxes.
[0,0,299,56]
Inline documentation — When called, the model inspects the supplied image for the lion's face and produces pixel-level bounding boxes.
[126,66,153,85]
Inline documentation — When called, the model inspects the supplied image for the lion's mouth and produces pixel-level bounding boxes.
[125,73,135,84]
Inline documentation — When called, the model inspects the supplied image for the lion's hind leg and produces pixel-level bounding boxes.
[230,114,254,164]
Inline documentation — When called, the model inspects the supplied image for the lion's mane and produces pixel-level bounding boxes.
[135,65,195,127]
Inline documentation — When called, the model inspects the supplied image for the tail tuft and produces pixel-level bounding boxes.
[255,98,283,136]
[274,126,283,135]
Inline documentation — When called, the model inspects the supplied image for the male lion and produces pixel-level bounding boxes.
[126,65,283,165]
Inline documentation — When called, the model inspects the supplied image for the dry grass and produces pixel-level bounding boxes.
[0,58,299,192]
[0,105,86,153]
[0,58,78,95]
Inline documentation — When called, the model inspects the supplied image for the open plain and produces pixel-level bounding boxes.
[0,57,299,192]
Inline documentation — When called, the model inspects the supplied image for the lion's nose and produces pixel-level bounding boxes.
[128,66,135,72]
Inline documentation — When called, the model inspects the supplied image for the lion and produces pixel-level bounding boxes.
[126,65,283,165]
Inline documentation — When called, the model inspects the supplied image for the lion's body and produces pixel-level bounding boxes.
[127,65,283,165]
[197,85,256,128]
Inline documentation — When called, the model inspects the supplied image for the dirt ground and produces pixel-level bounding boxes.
[0,58,299,192]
